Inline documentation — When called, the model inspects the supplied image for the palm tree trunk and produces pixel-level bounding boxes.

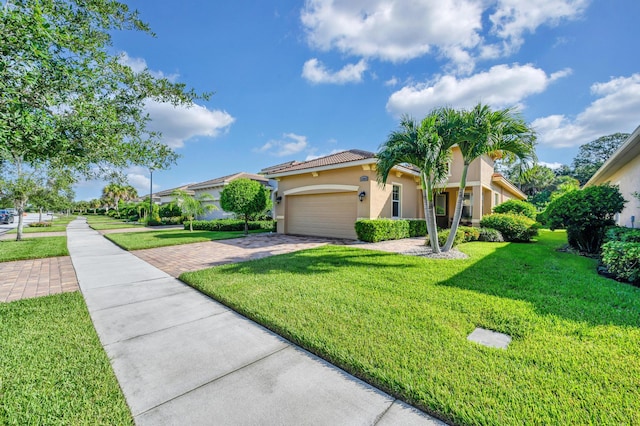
[443,164,469,252]
[423,177,441,253]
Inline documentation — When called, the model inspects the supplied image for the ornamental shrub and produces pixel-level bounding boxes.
[478,227,504,242]
[407,219,427,237]
[545,184,626,253]
[605,226,640,243]
[29,221,52,228]
[355,219,410,242]
[493,199,537,220]
[601,241,640,284]
[479,213,538,242]
[188,219,275,232]
[458,226,480,242]
[426,228,465,247]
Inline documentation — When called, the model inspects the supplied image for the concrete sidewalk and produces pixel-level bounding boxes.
[67,218,442,425]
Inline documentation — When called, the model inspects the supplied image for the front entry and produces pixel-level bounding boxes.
[435,192,449,229]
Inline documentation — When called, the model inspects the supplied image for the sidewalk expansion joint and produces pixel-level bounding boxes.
[372,399,398,425]
[103,310,231,347]
[91,286,193,313]
[134,345,290,418]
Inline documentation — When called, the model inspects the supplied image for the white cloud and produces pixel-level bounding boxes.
[386,64,571,116]
[305,148,343,161]
[145,100,235,148]
[533,74,640,147]
[255,133,309,157]
[302,58,367,84]
[385,76,399,87]
[539,161,564,169]
[300,0,588,71]
[118,52,179,82]
[488,0,589,55]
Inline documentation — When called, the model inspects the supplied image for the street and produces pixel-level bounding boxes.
[0,213,43,236]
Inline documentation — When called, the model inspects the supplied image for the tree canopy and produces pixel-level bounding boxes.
[571,133,629,185]
[220,179,272,235]
[1,0,207,239]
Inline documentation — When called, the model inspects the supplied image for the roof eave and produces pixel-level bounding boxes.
[585,125,640,187]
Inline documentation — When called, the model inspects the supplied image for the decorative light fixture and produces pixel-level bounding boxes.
[276,196,282,204]
[358,191,366,202]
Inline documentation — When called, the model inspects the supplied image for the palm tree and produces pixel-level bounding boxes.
[377,113,453,253]
[172,189,218,231]
[442,103,536,252]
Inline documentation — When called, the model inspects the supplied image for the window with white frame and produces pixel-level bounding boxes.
[462,192,473,219]
[392,185,401,217]
[494,192,500,207]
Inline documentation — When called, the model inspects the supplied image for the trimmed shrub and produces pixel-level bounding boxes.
[355,219,410,242]
[601,241,640,284]
[493,199,537,220]
[605,226,640,243]
[458,226,480,242]
[426,228,465,248]
[188,219,276,232]
[545,184,626,253]
[480,213,538,242]
[28,222,52,228]
[407,220,427,237]
[478,227,504,242]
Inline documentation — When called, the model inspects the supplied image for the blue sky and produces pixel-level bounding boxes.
[76,0,640,200]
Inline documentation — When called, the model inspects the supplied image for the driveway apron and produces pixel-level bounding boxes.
[67,218,442,425]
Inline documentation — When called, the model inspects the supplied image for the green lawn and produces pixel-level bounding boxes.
[8,215,76,233]
[86,215,145,230]
[105,229,268,250]
[181,230,640,425]
[0,292,133,425]
[0,237,69,262]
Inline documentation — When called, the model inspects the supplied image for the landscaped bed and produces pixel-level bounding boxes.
[86,215,146,230]
[0,292,133,425]
[181,230,640,425]
[105,229,269,250]
[0,237,69,262]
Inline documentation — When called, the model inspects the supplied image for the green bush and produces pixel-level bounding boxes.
[493,199,537,220]
[426,228,465,247]
[478,227,504,242]
[188,219,275,232]
[480,213,539,242]
[159,203,182,218]
[355,219,410,242]
[458,226,480,242]
[407,220,427,237]
[545,184,626,253]
[601,241,640,284]
[605,226,640,243]
[28,221,52,228]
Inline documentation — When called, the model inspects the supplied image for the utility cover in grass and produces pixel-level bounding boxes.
[467,327,511,349]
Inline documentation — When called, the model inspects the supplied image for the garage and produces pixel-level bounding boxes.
[286,192,358,239]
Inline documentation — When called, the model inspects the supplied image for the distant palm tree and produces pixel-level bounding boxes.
[377,112,453,253]
[172,189,218,231]
[441,103,536,252]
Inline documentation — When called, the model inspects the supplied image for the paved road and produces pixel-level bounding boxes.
[0,212,44,236]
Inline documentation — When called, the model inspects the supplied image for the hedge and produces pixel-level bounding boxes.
[426,228,465,248]
[187,219,276,232]
[478,227,504,242]
[601,241,640,284]
[493,199,537,220]
[479,213,538,242]
[355,219,409,242]
[605,226,640,243]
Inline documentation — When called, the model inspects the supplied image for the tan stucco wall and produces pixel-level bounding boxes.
[593,155,640,228]
[272,165,424,234]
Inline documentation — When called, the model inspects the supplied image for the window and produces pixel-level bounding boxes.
[392,185,401,217]
[462,192,473,219]
[435,193,446,216]
[494,193,500,207]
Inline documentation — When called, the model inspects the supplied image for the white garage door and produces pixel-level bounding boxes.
[286,192,358,239]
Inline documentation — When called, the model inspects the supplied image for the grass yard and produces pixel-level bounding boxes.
[105,229,269,250]
[181,230,640,425]
[8,215,76,233]
[86,215,145,230]
[0,292,133,425]
[0,237,68,262]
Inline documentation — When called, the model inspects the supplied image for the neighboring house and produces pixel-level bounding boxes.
[188,172,273,220]
[262,149,525,240]
[585,125,640,228]
[154,185,194,205]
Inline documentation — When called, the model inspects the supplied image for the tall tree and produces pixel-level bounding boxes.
[1,0,207,240]
[220,179,272,235]
[172,189,216,231]
[572,133,629,185]
[377,113,452,253]
[442,104,536,252]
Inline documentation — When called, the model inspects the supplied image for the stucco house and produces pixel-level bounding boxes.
[154,185,194,205]
[262,149,525,239]
[187,172,273,220]
[585,125,640,228]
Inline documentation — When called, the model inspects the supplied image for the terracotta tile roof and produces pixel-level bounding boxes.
[188,172,269,190]
[263,149,376,175]
[259,160,301,174]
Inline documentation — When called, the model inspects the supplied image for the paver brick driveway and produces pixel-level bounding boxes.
[133,233,353,277]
